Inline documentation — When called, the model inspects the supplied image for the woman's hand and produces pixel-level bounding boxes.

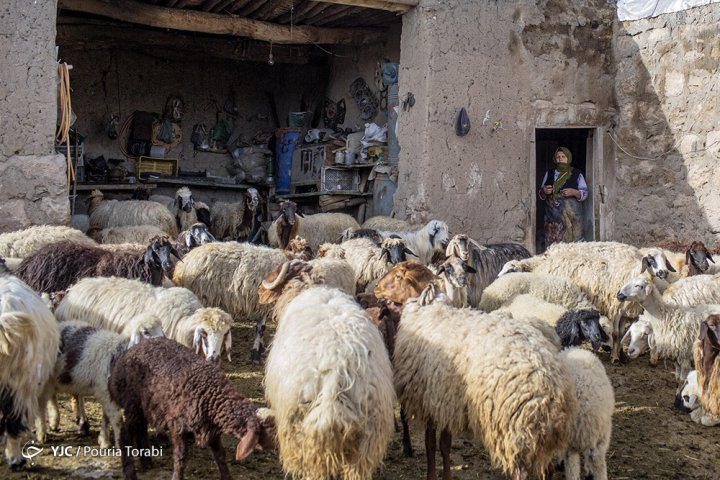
[542,185,554,195]
[560,188,580,200]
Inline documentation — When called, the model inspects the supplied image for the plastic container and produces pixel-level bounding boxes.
[275,128,302,194]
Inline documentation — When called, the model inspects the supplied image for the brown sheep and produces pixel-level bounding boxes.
[109,337,275,480]
[693,314,720,420]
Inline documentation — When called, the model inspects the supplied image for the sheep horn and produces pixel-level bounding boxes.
[262,261,291,290]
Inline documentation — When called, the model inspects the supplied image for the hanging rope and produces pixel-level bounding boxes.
[57,62,76,190]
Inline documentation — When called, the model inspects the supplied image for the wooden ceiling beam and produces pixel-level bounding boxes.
[59,0,385,45]
[304,4,353,25]
[311,0,416,13]
[276,1,317,23]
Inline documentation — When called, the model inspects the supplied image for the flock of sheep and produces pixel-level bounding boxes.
[1,184,720,480]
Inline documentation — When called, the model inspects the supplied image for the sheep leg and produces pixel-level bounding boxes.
[424,421,438,480]
[35,388,51,444]
[250,317,266,364]
[48,395,60,431]
[400,406,414,457]
[72,395,90,435]
[136,417,153,469]
[3,408,27,471]
[564,451,581,480]
[104,405,124,449]
[208,435,231,480]
[119,406,138,480]
[98,413,111,450]
[610,316,630,365]
[585,440,609,480]
[5,433,27,471]
[171,432,188,480]
[439,428,452,480]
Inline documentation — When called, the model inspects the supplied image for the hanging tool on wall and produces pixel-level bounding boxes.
[57,62,76,191]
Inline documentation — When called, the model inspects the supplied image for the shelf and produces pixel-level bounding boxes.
[75,183,157,191]
[277,191,372,199]
[152,178,268,191]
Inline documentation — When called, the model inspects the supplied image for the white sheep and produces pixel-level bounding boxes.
[617,275,720,389]
[88,190,178,236]
[89,224,165,244]
[558,348,614,480]
[622,316,657,363]
[259,262,395,480]
[377,219,450,265]
[432,255,476,307]
[210,188,260,241]
[171,186,199,232]
[393,291,576,480]
[268,201,360,251]
[35,314,164,449]
[54,276,234,364]
[0,225,94,258]
[0,272,60,470]
[445,234,531,305]
[148,193,175,210]
[361,215,418,231]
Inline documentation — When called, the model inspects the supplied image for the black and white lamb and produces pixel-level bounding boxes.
[109,337,276,480]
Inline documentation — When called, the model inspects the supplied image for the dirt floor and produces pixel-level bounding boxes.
[6,319,720,480]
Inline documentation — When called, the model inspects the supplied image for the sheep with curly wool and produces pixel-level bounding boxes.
[393,287,576,480]
[617,276,720,393]
[557,348,614,480]
[54,276,234,364]
[361,215,418,231]
[0,225,94,258]
[109,337,276,480]
[88,190,178,236]
[35,314,164,449]
[15,235,180,294]
[0,270,60,471]
[268,201,360,251]
[258,260,395,480]
[89,225,166,245]
[445,234,531,305]
[375,220,450,266]
[210,188,260,241]
[688,315,720,426]
[318,237,417,294]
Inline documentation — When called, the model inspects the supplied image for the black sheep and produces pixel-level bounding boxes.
[16,235,179,293]
[109,337,275,480]
[555,309,610,352]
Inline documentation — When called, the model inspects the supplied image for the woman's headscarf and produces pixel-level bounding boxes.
[551,147,573,201]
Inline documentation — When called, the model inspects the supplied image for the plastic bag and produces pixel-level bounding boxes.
[361,123,387,147]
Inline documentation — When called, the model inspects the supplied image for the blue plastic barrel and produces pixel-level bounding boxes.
[274,128,302,194]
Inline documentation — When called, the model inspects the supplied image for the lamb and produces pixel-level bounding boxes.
[445,234,531,305]
[0,271,60,470]
[177,222,216,254]
[35,314,165,449]
[393,287,576,480]
[109,337,276,480]
[88,189,178,236]
[376,219,451,265]
[617,275,720,392]
[89,225,165,244]
[557,348,614,480]
[361,215,418,231]
[317,237,417,294]
[688,315,720,426]
[268,200,361,251]
[0,225,94,258]
[432,255,476,307]
[210,188,260,241]
[54,276,234,364]
[15,235,180,293]
[258,260,395,480]
[622,317,657,363]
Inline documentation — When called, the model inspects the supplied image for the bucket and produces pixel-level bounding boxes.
[275,128,302,194]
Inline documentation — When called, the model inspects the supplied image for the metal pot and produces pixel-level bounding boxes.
[108,167,125,183]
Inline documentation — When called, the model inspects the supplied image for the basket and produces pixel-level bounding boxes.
[136,156,178,178]
[321,166,360,192]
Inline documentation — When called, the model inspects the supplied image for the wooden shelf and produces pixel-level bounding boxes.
[75,183,157,191]
[277,191,372,199]
[152,178,267,191]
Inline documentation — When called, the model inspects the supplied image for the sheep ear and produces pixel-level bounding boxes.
[436,265,445,275]
[224,332,232,363]
[647,332,655,350]
[380,249,390,262]
[621,327,632,345]
[296,210,305,218]
[170,245,183,261]
[403,247,417,258]
[640,256,650,273]
[193,327,204,355]
[463,264,477,274]
[236,430,260,461]
[685,249,692,268]
[144,245,157,267]
[667,259,677,272]
[128,331,142,348]
[708,253,715,264]
[174,196,180,210]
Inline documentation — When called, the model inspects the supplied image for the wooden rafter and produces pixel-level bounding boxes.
[59,0,385,45]
[312,0,416,13]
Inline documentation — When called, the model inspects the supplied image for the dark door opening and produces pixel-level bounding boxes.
[535,128,594,253]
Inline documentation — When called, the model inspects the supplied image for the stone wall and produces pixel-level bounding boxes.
[394,0,617,247]
[613,3,720,245]
[0,0,69,232]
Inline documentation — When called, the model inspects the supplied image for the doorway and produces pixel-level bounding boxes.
[535,128,595,253]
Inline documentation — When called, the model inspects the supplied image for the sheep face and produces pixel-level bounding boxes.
[679,370,700,412]
[445,234,470,262]
[498,259,522,277]
[144,235,182,280]
[343,228,383,245]
[617,276,652,302]
[191,308,234,364]
[128,314,166,348]
[687,241,713,273]
[576,310,609,352]
[640,249,676,279]
[380,238,417,265]
[622,318,654,359]
[436,257,476,288]
[235,412,277,461]
[374,260,437,305]
[245,188,260,212]
[258,260,313,304]
[427,220,450,251]
[174,187,195,213]
[183,223,215,250]
[699,314,720,391]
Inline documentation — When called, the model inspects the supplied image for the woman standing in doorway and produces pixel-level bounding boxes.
[538,147,588,247]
